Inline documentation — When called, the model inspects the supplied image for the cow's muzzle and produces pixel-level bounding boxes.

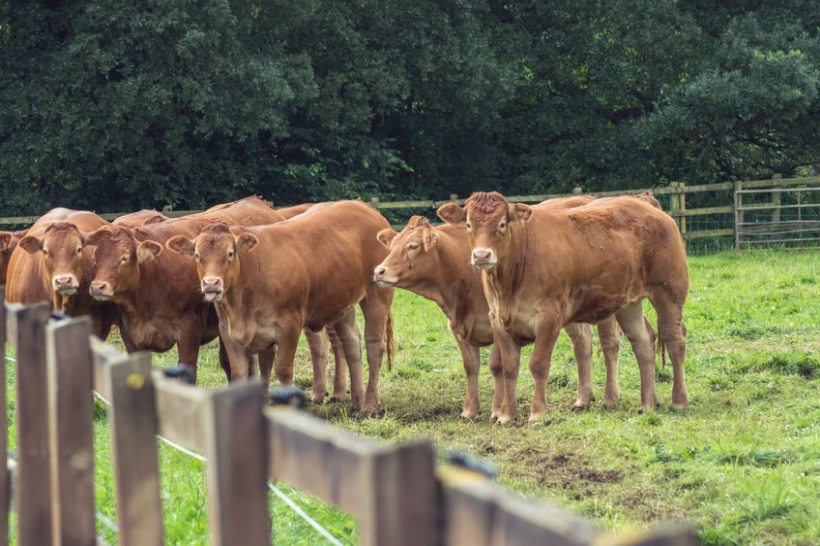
[53,274,79,296]
[372,265,398,287]
[471,248,497,270]
[89,280,114,301]
[201,277,224,302]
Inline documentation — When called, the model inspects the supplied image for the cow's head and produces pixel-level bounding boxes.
[166,223,258,303]
[437,192,532,270]
[85,226,162,301]
[0,229,26,285]
[18,222,89,296]
[373,216,440,287]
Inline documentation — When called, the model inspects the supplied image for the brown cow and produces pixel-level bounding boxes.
[113,209,169,227]
[373,202,624,419]
[85,197,286,379]
[165,200,394,414]
[276,203,315,219]
[5,208,116,337]
[0,229,28,285]
[437,192,689,422]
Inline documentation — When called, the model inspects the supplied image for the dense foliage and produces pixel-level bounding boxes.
[1,1,818,213]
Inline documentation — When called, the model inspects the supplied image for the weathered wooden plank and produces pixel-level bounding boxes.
[203,381,269,546]
[0,292,7,546]
[359,441,437,546]
[106,352,164,546]
[154,374,208,454]
[90,336,122,402]
[668,206,733,217]
[491,486,602,546]
[685,228,734,240]
[266,408,381,517]
[47,317,97,546]
[438,467,497,546]
[11,302,52,546]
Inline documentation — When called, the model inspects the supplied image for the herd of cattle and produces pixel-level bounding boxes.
[0,192,689,422]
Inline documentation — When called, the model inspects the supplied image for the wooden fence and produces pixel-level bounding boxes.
[0,293,699,545]
[1,175,818,250]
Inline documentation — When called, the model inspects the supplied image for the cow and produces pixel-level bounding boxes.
[113,209,169,227]
[437,192,689,422]
[85,197,287,380]
[276,203,315,219]
[373,201,625,419]
[5,208,116,338]
[0,229,28,285]
[165,200,395,414]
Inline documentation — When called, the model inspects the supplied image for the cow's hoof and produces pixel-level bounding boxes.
[671,402,688,411]
[602,399,618,410]
[528,410,548,422]
[357,405,383,418]
[637,404,656,414]
[327,396,344,404]
[496,414,515,425]
[460,409,479,420]
[572,400,592,412]
[311,394,326,405]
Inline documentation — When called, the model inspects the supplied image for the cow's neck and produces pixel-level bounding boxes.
[430,232,483,323]
[483,223,528,301]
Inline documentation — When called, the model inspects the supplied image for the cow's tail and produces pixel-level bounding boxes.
[384,311,395,372]
[655,320,687,370]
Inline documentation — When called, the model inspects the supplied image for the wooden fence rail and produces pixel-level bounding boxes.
[1,293,700,545]
[1,175,818,249]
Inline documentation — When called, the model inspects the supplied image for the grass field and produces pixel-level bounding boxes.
[5,249,819,545]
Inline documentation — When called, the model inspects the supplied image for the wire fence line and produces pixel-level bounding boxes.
[4,353,345,546]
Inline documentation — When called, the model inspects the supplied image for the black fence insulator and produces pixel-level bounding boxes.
[49,311,70,321]
[448,451,497,479]
[270,386,307,410]
[163,363,196,385]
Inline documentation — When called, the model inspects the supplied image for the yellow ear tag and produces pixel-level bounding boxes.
[126,372,146,390]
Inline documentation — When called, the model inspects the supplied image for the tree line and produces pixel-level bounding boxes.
[1,0,818,214]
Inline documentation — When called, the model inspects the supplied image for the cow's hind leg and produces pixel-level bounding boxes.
[491,324,521,424]
[456,340,481,419]
[615,300,657,412]
[650,293,688,409]
[332,307,365,412]
[360,284,395,416]
[563,322,594,411]
[597,316,621,409]
[327,325,348,401]
[303,327,329,404]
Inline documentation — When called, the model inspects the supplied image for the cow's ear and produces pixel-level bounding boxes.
[18,235,43,254]
[377,228,398,247]
[235,233,258,253]
[142,214,166,226]
[508,203,533,223]
[422,230,439,252]
[166,236,195,257]
[0,232,12,251]
[86,227,113,247]
[436,203,467,225]
[136,240,163,263]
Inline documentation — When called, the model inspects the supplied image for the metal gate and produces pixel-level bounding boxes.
[734,181,820,250]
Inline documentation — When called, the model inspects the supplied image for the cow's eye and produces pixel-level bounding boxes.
[465,222,472,230]
[43,249,49,257]
[121,255,128,263]
[498,221,506,231]
[194,252,200,260]
[407,243,419,250]
[76,247,83,254]
[227,249,235,259]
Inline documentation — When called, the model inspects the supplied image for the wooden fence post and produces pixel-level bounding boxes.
[370,196,381,209]
[9,301,52,546]
[46,316,96,546]
[771,174,782,226]
[572,186,583,195]
[677,182,687,237]
[202,381,269,546]
[733,180,743,250]
[668,181,680,231]
[359,441,437,546]
[106,352,164,546]
[0,291,7,546]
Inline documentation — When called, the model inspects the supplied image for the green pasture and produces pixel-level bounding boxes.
[5,249,819,545]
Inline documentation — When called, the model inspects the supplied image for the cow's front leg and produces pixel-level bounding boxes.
[271,317,301,389]
[176,321,203,383]
[456,340,481,419]
[218,321,251,381]
[492,324,521,424]
[528,316,561,422]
